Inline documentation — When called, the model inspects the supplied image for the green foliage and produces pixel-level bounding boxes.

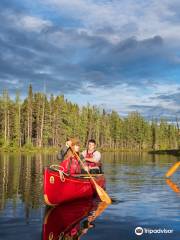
[0,86,179,151]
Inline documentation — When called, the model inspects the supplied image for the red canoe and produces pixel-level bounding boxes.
[43,166,106,206]
[43,199,98,240]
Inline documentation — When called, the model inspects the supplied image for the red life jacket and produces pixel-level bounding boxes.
[60,156,81,175]
[85,150,99,168]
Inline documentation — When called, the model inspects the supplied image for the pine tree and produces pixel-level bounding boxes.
[1,90,10,147]
[27,85,33,145]
[13,91,21,147]
[0,87,179,151]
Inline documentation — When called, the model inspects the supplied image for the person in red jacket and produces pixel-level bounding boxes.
[60,138,83,175]
[81,139,102,174]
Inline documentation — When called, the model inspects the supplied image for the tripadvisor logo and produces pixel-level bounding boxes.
[135,226,174,236]
[135,227,143,236]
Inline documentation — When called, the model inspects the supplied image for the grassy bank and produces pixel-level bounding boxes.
[1,146,180,156]
[0,146,149,153]
[0,146,59,153]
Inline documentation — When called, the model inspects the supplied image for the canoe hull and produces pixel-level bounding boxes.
[43,167,106,206]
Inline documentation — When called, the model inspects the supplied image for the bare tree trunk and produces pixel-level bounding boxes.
[7,109,10,143]
[4,106,7,143]
[19,104,21,147]
[39,95,45,147]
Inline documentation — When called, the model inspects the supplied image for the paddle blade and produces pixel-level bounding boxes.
[165,162,180,178]
[95,183,112,204]
[166,179,180,193]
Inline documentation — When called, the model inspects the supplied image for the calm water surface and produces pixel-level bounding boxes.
[0,152,179,240]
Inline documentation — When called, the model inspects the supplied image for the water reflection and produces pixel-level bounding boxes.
[0,152,180,240]
[0,153,58,213]
[42,199,108,240]
[166,179,180,194]
[0,152,179,213]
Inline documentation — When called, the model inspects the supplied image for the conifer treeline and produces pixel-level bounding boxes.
[0,85,179,150]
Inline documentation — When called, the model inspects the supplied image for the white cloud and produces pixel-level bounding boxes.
[18,15,52,32]
[44,0,180,42]
[66,81,180,116]
[4,10,52,32]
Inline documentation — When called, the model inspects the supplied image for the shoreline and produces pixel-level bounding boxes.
[148,149,180,156]
[0,147,180,156]
[0,146,59,154]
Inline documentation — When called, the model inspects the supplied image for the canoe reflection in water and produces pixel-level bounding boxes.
[42,199,108,240]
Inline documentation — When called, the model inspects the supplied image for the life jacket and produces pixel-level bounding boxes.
[85,150,100,168]
[60,156,81,175]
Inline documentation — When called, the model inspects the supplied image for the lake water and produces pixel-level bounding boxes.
[0,152,179,240]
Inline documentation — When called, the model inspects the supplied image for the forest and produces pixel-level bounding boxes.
[0,85,179,151]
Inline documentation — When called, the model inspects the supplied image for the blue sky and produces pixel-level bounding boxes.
[0,0,180,119]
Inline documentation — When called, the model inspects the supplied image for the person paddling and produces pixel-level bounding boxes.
[59,138,83,175]
[81,139,102,174]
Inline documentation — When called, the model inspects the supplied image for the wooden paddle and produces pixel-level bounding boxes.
[70,148,112,204]
[165,161,180,178]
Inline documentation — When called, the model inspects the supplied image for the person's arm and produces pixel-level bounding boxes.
[57,140,73,161]
[57,145,69,161]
